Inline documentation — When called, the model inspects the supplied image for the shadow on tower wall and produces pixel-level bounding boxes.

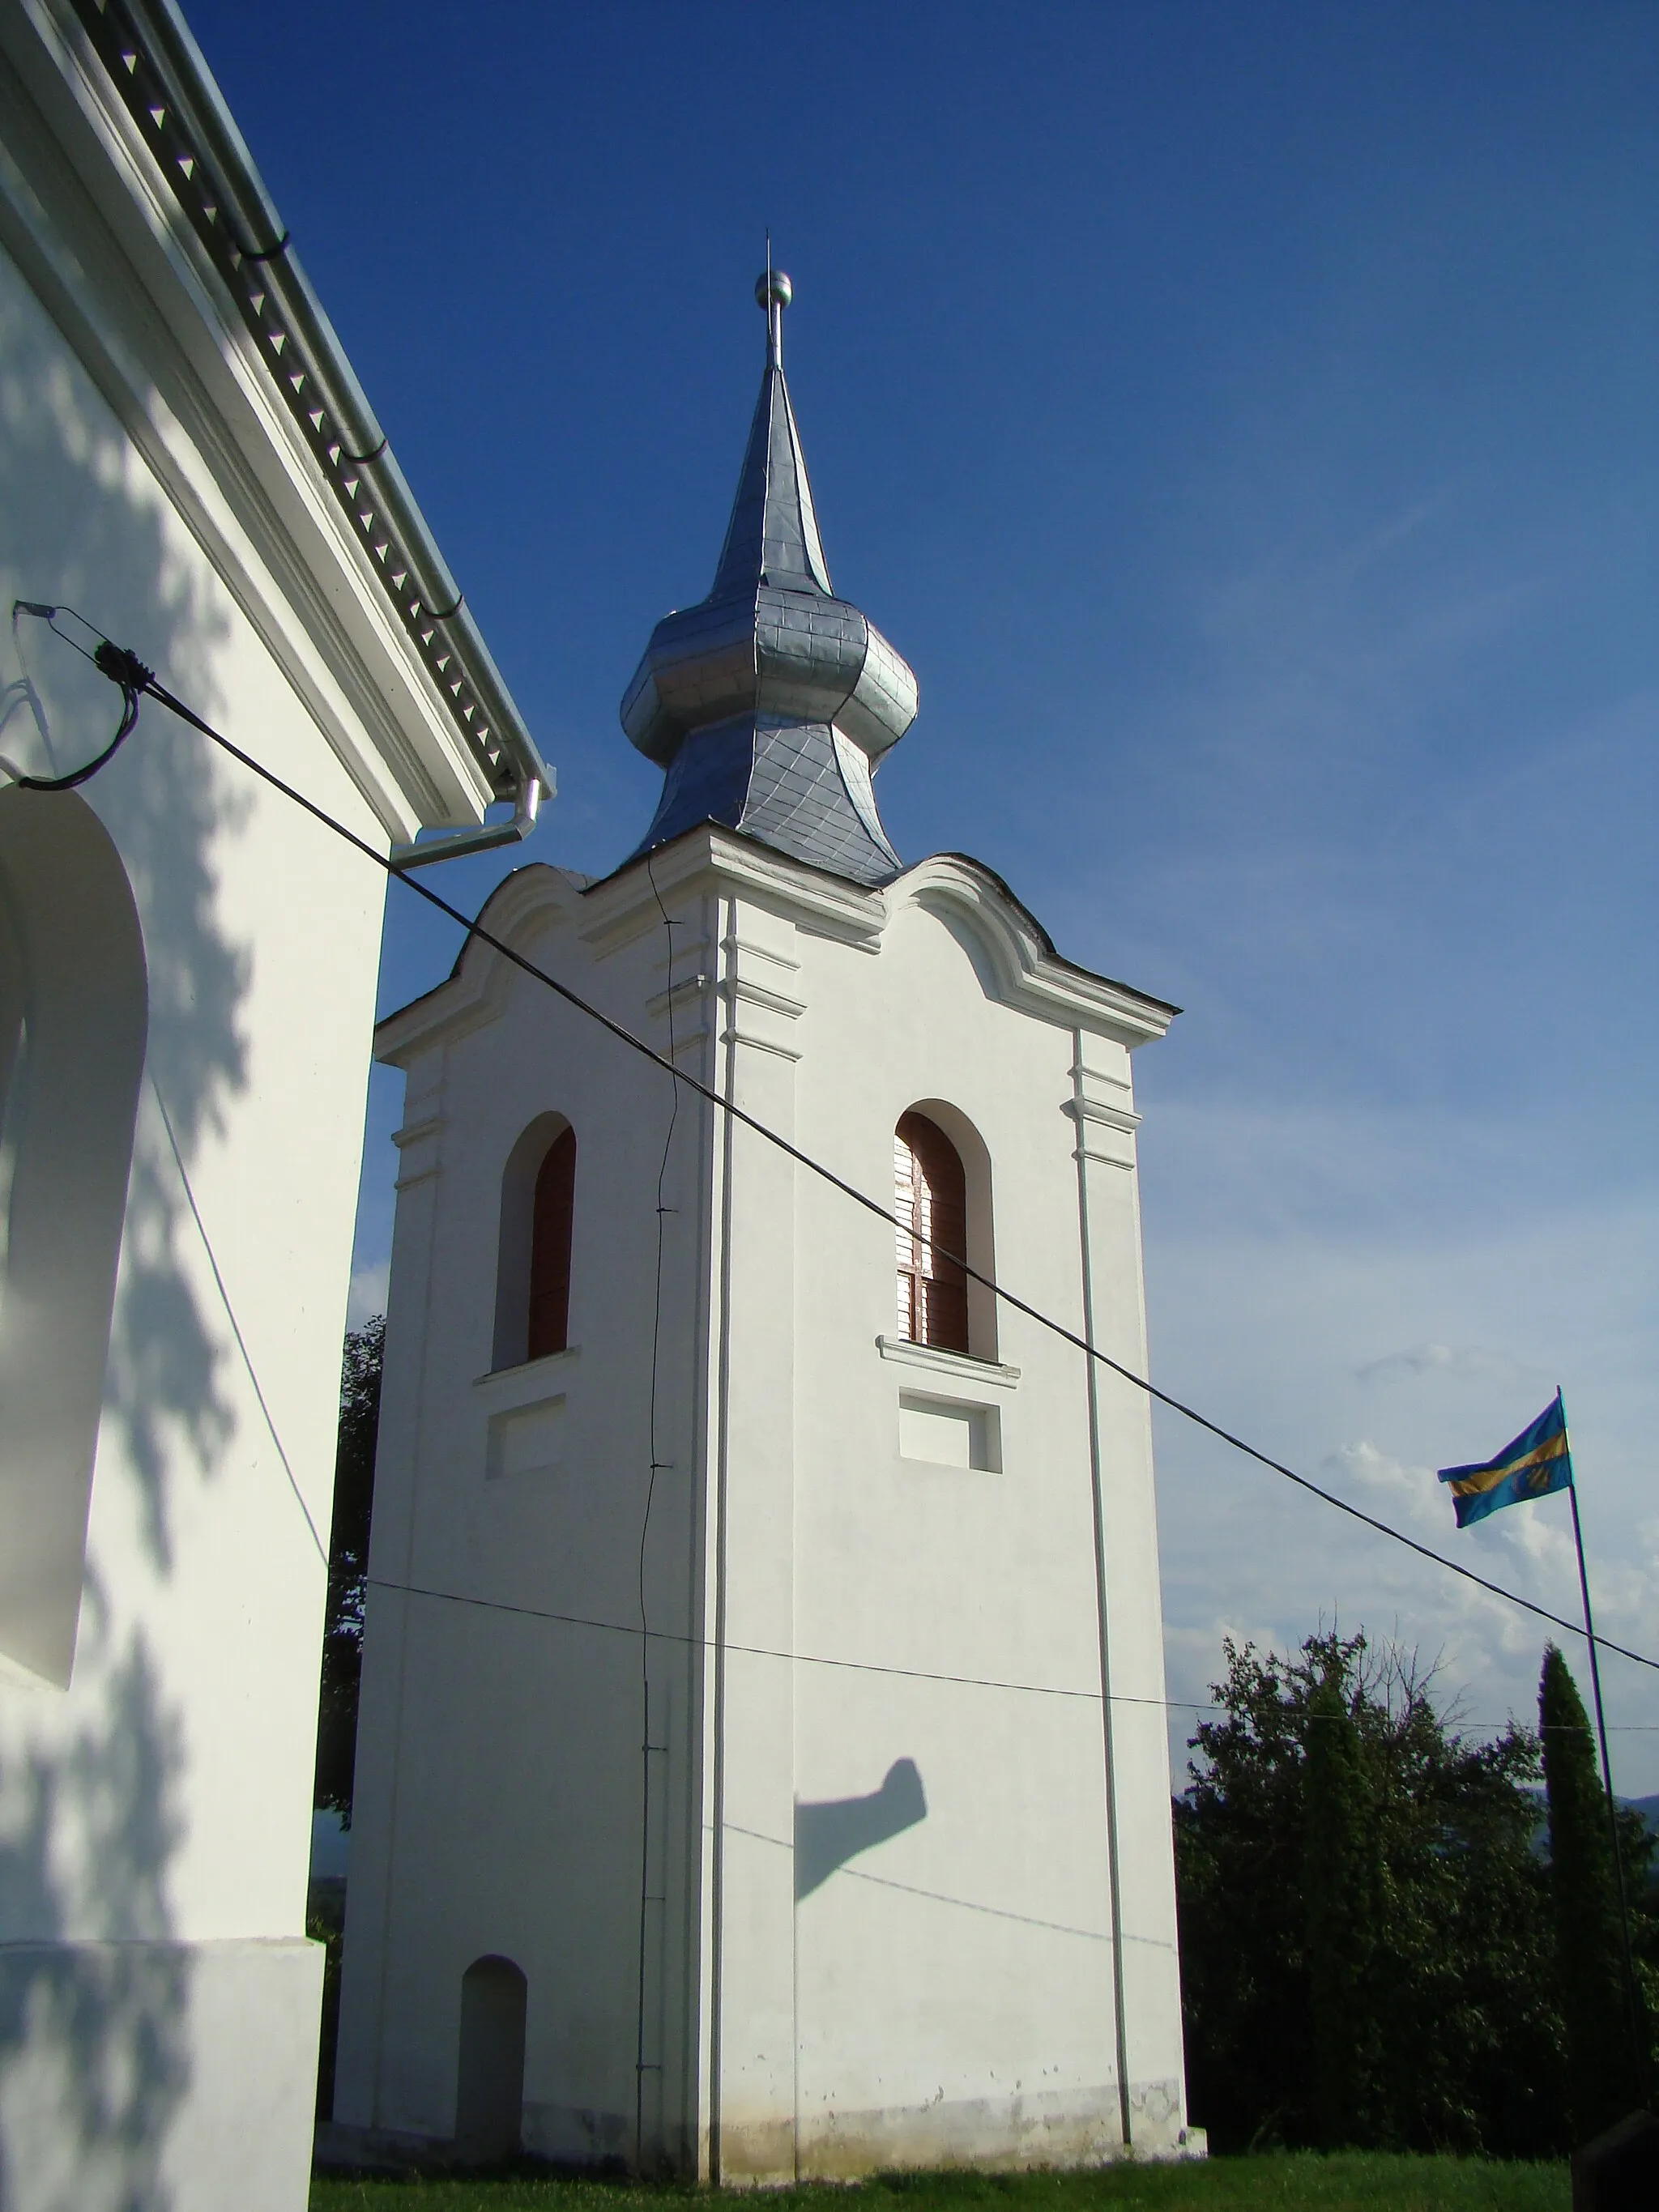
[0,242,262,2207]
[795,1759,928,1902]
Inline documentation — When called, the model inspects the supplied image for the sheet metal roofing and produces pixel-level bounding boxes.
[621,275,916,886]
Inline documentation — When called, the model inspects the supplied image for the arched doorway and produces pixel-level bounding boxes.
[454,1954,527,2162]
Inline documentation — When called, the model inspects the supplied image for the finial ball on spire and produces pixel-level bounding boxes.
[756,269,792,313]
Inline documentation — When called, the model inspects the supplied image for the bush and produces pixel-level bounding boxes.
[1175,1630,1567,2156]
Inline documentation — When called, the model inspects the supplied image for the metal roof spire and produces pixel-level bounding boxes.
[619,271,919,887]
[763,238,784,367]
[709,266,833,599]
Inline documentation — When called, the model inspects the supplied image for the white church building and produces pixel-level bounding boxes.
[337,274,1196,2180]
[0,2,548,2206]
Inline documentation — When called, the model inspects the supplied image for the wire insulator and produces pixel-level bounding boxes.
[94,639,154,693]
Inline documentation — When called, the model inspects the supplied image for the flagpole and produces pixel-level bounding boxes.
[1566,1443,1648,2102]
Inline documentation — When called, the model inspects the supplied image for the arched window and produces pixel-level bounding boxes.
[894,1110,969,1354]
[527,1126,575,1360]
[493,1115,576,1370]
[0,789,146,1687]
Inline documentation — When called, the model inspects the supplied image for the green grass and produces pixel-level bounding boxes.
[311,2154,1568,2212]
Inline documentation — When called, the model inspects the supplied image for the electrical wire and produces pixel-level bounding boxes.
[362,1572,1659,1737]
[7,607,148,789]
[15,601,1659,1682]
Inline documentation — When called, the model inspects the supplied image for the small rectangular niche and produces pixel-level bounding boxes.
[898,1392,1000,1473]
[486,1395,566,1482]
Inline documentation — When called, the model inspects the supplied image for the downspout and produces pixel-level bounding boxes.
[389,775,543,870]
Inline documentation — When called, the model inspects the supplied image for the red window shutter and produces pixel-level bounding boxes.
[527,1127,575,1360]
[894,1110,969,1355]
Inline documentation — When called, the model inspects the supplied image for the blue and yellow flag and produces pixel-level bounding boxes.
[1437,1392,1572,1528]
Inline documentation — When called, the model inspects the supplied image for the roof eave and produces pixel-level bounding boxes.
[30,0,550,835]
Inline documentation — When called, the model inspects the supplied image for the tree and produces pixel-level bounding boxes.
[1303,1656,1383,2146]
[1538,1643,1645,2138]
[1175,1628,1567,2156]
[313,1315,382,1823]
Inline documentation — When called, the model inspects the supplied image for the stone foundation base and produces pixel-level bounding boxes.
[717,2081,1203,2186]
[322,2082,1206,2186]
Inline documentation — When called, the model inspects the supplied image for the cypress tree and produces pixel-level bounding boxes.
[1538,1643,1640,2139]
[1303,1653,1384,2146]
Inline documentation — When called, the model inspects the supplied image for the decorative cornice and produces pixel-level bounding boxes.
[1069,1097,1141,1133]
[372,863,587,1063]
[373,832,1179,1065]
[893,855,1178,1048]
[390,1110,443,1188]
[1068,1059,1141,1170]
[580,828,885,957]
[36,0,547,823]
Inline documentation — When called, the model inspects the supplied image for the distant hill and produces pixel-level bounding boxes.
[1521,1790,1658,1848]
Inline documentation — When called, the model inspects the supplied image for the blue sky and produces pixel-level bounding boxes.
[186,2,1659,1781]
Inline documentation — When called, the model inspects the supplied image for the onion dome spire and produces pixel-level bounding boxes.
[621,271,918,885]
[710,268,832,599]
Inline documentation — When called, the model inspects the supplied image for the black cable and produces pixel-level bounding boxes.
[365,1573,1659,1733]
[8,607,150,789]
[360,1571,1175,1707]
[16,603,1659,1681]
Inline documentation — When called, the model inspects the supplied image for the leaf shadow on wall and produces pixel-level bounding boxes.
[0,237,264,2202]
[794,1758,928,1902]
[0,273,249,1575]
[0,1608,188,2210]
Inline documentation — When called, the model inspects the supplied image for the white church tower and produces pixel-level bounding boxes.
[335,274,1196,2180]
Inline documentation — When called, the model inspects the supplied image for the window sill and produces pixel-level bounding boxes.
[474,1344,581,1413]
[875,1335,1019,1392]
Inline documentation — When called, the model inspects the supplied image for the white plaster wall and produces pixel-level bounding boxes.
[342,845,1189,2182]
[338,891,714,2166]
[0,211,392,2207]
[750,892,1183,2171]
[787,913,1119,2163]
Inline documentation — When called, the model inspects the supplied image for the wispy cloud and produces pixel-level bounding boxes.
[1357,1343,1524,1386]
[346,1260,389,1330]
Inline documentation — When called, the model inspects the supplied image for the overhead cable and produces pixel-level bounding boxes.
[17,604,1659,1681]
[365,1571,1659,1734]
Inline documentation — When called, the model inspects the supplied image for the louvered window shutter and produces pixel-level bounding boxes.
[893,1111,969,1354]
[527,1126,576,1360]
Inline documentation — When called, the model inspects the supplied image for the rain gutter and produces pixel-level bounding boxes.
[64,0,552,865]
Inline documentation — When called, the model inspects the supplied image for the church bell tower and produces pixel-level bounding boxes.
[335,275,1197,2180]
